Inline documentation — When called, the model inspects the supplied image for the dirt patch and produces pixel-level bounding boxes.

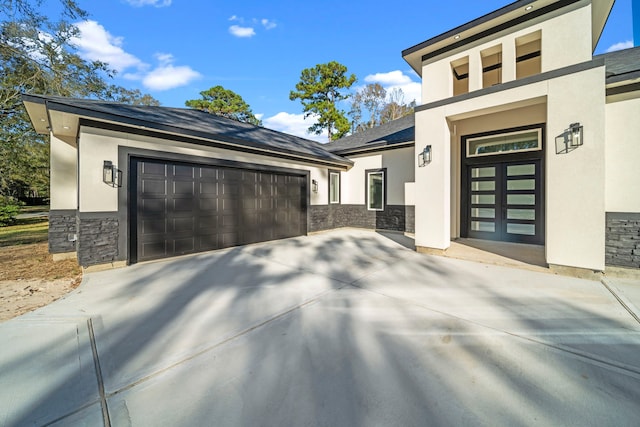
[0,243,82,322]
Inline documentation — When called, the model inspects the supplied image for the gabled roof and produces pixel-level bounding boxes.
[402,0,615,75]
[22,94,352,169]
[326,115,415,155]
[597,46,640,84]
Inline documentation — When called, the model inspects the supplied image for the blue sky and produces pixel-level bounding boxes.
[66,0,634,141]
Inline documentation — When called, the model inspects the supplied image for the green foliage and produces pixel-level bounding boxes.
[289,61,356,141]
[185,86,262,126]
[0,0,159,200]
[0,196,22,226]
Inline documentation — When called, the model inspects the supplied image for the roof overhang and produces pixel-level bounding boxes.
[330,140,415,156]
[22,94,353,170]
[402,0,614,76]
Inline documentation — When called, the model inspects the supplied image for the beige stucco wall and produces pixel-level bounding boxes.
[341,147,415,206]
[50,134,77,210]
[605,97,640,213]
[422,4,593,104]
[77,126,332,213]
[415,64,607,270]
[545,66,606,271]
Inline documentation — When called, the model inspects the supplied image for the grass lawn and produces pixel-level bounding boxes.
[0,217,49,247]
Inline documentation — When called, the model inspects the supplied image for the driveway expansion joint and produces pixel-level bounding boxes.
[601,278,640,326]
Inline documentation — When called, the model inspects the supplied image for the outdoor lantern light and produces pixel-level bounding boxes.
[418,145,432,167]
[569,122,583,147]
[312,179,318,193]
[103,160,119,187]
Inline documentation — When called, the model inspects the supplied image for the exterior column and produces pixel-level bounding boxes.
[414,108,451,251]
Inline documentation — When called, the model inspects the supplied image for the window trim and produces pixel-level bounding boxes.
[466,128,542,158]
[329,170,341,204]
[365,168,386,211]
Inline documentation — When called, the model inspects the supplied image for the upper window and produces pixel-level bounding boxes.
[367,170,385,211]
[466,129,542,158]
[516,31,541,79]
[329,171,340,204]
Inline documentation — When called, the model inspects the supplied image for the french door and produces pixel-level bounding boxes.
[465,160,543,244]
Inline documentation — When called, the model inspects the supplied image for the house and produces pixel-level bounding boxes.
[23,0,640,276]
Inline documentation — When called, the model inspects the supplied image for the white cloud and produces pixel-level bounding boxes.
[72,20,144,72]
[229,25,256,38]
[72,20,200,91]
[364,70,421,105]
[263,112,328,143]
[142,53,201,90]
[124,0,171,7]
[606,40,634,53]
[261,19,277,30]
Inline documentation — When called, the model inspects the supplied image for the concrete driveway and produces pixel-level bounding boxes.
[1,229,640,426]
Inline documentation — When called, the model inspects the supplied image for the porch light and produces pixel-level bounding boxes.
[312,179,318,193]
[103,160,119,187]
[418,145,432,167]
[569,122,583,147]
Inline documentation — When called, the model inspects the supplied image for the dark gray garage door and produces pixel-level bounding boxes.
[131,158,306,263]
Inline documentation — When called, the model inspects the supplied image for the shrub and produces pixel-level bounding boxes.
[0,197,22,227]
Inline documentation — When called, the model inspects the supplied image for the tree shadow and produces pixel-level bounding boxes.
[2,230,640,426]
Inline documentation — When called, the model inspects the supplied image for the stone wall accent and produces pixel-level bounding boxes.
[77,214,119,267]
[48,210,77,254]
[606,213,640,269]
[309,204,414,233]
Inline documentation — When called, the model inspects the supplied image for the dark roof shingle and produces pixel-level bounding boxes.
[326,115,415,154]
[23,94,352,168]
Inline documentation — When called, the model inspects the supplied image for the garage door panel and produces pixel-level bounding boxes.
[134,158,306,263]
[142,179,167,196]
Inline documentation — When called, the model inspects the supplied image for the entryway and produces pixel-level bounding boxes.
[461,126,544,246]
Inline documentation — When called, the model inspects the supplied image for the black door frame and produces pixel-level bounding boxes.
[460,124,545,245]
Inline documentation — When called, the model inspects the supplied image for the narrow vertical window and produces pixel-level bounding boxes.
[329,171,340,204]
[367,170,385,211]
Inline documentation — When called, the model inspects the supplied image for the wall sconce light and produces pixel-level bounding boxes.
[418,145,432,167]
[103,160,120,187]
[569,122,583,147]
[312,179,318,193]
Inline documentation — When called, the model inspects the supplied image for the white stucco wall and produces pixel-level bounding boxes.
[421,4,593,104]
[49,134,77,210]
[605,97,640,213]
[77,126,333,213]
[341,147,415,206]
[545,66,606,271]
[415,64,607,270]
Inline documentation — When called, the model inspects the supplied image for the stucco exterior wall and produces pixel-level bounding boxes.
[545,66,606,271]
[415,64,607,271]
[422,4,593,104]
[50,134,78,210]
[340,147,415,206]
[77,126,330,213]
[605,97,640,213]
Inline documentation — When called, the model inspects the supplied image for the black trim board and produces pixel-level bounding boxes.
[117,146,311,265]
[403,0,579,62]
[81,119,351,169]
[606,82,640,97]
[332,141,415,156]
[416,58,604,113]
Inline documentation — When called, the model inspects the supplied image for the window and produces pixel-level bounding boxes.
[366,169,385,211]
[451,57,469,96]
[329,171,340,204]
[466,129,542,158]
